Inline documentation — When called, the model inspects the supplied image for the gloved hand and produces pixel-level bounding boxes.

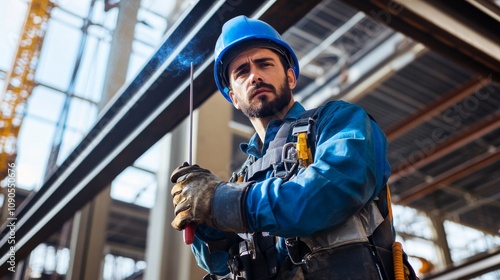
[170,162,221,230]
[170,162,253,233]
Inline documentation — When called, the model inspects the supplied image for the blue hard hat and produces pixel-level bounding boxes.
[214,15,299,102]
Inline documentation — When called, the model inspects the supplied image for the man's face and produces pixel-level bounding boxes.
[227,48,296,118]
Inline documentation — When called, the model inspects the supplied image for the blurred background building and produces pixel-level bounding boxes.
[0,0,499,279]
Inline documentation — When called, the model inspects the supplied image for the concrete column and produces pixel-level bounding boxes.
[66,194,111,280]
[144,122,194,280]
[66,1,141,279]
[196,91,233,179]
[100,0,141,106]
[430,215,453,269]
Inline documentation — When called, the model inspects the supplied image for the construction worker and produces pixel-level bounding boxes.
[170,15,417,280]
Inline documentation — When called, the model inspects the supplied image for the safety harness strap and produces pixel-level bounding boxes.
[246,120,292,182]
[245,107,320,182]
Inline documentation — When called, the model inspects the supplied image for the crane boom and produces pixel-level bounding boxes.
[0,0,54,181]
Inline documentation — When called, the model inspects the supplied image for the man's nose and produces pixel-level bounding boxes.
[249,68,263,85]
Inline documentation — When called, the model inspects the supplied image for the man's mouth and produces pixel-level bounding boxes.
[250,86,274,100]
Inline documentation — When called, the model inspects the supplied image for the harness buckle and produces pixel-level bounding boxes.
[291,116,315,136]
[285,237,308,265]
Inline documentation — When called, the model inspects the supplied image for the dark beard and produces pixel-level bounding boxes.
[241,78,292,119]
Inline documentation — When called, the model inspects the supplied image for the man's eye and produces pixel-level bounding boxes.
[235,69,248,78]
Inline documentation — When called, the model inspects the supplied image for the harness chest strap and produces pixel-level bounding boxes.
[245,120,291,181]
[245,107,319,181]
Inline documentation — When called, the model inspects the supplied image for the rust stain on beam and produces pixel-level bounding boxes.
[389,111,500,183]
[385,75,490,142]
[394,148,500,205]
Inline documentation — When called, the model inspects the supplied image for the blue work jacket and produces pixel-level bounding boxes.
[191,100,391,275]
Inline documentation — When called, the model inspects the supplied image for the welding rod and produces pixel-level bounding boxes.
[183,62,195,245]
[189,62,194,165]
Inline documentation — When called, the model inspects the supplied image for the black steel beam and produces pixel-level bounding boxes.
[343,0,500,82]
[0,0,321,273]
[425,248,500,280]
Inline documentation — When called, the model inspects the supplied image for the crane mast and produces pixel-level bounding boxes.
[0,0,54,181]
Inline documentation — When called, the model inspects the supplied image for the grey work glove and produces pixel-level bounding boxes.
[170,162,252,233]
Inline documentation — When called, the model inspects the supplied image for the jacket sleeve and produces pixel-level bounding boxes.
[244,101,391,237]
[190,225,235,275]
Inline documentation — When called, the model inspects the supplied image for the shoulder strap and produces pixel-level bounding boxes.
[245,107,322,182]
[245,120,294,181]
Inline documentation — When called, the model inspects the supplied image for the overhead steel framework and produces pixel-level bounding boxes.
[427,248,500,280]
[345,0,500,80]
[0,0,321,273]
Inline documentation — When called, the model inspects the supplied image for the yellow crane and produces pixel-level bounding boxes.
[0,0,54,181]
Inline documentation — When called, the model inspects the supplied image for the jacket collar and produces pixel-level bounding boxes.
[240,102,306,157]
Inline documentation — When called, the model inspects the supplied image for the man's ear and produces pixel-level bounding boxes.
[229,90,240,109]
[287,68,297,90]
